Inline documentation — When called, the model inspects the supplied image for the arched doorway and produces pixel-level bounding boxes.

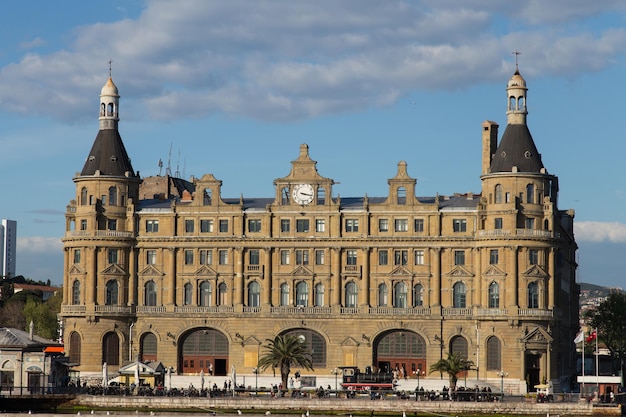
[282,328,327,368]
[374,330,426,378]
[179,328,228,375]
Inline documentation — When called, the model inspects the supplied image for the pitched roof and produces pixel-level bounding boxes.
[80,129,137,177]
[0,327,61,349]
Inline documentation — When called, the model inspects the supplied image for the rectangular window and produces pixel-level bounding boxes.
[219,219,229,232]
[248,219,262,233]
[379,219,389,232]
[454,250,465,266]
[414,250,424,265]
[296,250,309,265]
[185,250,194,265]
[108,219,117,231]
[249,249,260,265]
[146,220,159,232]
[346,250,357,265]
[315,250,325,265]
[200,219,213,233]
[200,250,213,265]
[525,217,535,229]
[394,250,408,266]
[414,219,424,232]
[490,249,499,265]
[453,219,467,232]
[494,218,503,229]
[147,250,156,265]
[394,219,408,232]
[296,219,309,232]
[73,249,81,264]
[529,249,539,265]
[315,219,325,232]
[80,219,87,230]
[185,219,194,233]
[379,250,388,265]
[281,219,290,232]
[219,250,228,265]
[280,250,290,265]
[108,249,118,264]
[345,219,359,232]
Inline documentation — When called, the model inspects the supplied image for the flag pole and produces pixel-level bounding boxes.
[595,327,599,389]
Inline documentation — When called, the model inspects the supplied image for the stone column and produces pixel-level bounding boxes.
[431,248,441,306]
[507,246,518,308]
[548,248,555,309]
[167,247,176,306]
[263,247,272,306]
[235,248,244,306]
[360,247,370,307]
[332,248,341,306]
[63,248,70,304]
[128,247,137,306]
[87,246,97,304]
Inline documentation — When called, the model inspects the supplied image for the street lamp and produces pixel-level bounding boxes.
[252,367,259,396]
[497,370,508,401]
[331,368,341,391]
[413,368,424,401]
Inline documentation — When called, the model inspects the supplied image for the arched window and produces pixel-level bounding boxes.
[140,333,157,362]
[452,282,466,308]
[102,332,120,365]
[105,280,118,305]
[184,283,192,305]
[450,336,468,359]
[217,283,227,306]
[81,187,88,206]
[495,184,503,204]
[518,96,525,111]
[488,282,500,308]
[317,187,325,205]
[314,283,324,306]
[526,184,534,204]
[486,336,501,370]
[296,282,308,307]
[413,283,424,307]
[528,282,539,308]
[509,96,515,111]
[72,280,81,305]
[284,329,327,368]
[69,332,81,364]
[345,282,358,308]
[199,281,212,306]
[145,281,157,306]
[203,188,212,205]
[393,282,407,308]
[378,283,388,306]
[108,186,117,206]
[248,281,260,307]
[281,187,289,204]
[280,283,289,306]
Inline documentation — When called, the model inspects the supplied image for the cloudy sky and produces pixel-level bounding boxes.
[1,0,625,288]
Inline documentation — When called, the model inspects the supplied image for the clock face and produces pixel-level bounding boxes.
[292,183,314,205]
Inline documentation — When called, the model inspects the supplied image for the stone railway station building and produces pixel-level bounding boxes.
[60,68,578,394]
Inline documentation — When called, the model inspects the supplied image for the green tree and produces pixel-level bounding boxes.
[22,292,61,340]
[429,352,474,390]
[257,334,314,390]
[586,292,626,376]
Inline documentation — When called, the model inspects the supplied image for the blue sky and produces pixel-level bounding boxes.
[1,0,625,289]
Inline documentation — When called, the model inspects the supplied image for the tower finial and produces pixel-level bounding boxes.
[108,58,113,77]
[512,50,521,70]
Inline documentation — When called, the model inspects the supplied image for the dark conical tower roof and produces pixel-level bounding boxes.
[80,76,137,177]
[489,68,544,173]
[489,124,544,173]
[80,129,136,176]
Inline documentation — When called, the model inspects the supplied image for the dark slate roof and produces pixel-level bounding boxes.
[489,124,544,173]
[80,129,136,177]
[138,195,478,210]
[0,327,61,349]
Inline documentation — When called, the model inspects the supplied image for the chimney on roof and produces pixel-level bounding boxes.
[29,320,34,340]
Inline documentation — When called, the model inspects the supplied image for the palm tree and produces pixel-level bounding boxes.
[429,352,474,391]
[257,334,314,390]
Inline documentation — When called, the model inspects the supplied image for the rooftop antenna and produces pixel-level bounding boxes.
[175,149,181,178]
[166,143,173,176]
[158,159,163,176]
[512,50,521,70]
[108,58,113,77]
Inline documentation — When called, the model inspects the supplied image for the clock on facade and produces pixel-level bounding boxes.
[292,183,314,205]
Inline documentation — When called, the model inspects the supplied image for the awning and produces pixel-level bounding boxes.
[44,346,64,353]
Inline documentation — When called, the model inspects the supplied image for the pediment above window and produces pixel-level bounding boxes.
[138,264,164,277]
[101,264,126,275]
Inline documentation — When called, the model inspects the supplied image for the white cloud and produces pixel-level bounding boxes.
[17,236,63,253]
[575,221,626,243]
[1,1,626,123]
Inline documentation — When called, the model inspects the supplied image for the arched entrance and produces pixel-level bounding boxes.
[374,330,426,378]
[179,328,228,375]
[282,328,327,368]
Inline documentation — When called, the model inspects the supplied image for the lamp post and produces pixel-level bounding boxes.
[497,370,508,402]
[332,368,338,392]
[413,368,424,401]
[252,367,258,396]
